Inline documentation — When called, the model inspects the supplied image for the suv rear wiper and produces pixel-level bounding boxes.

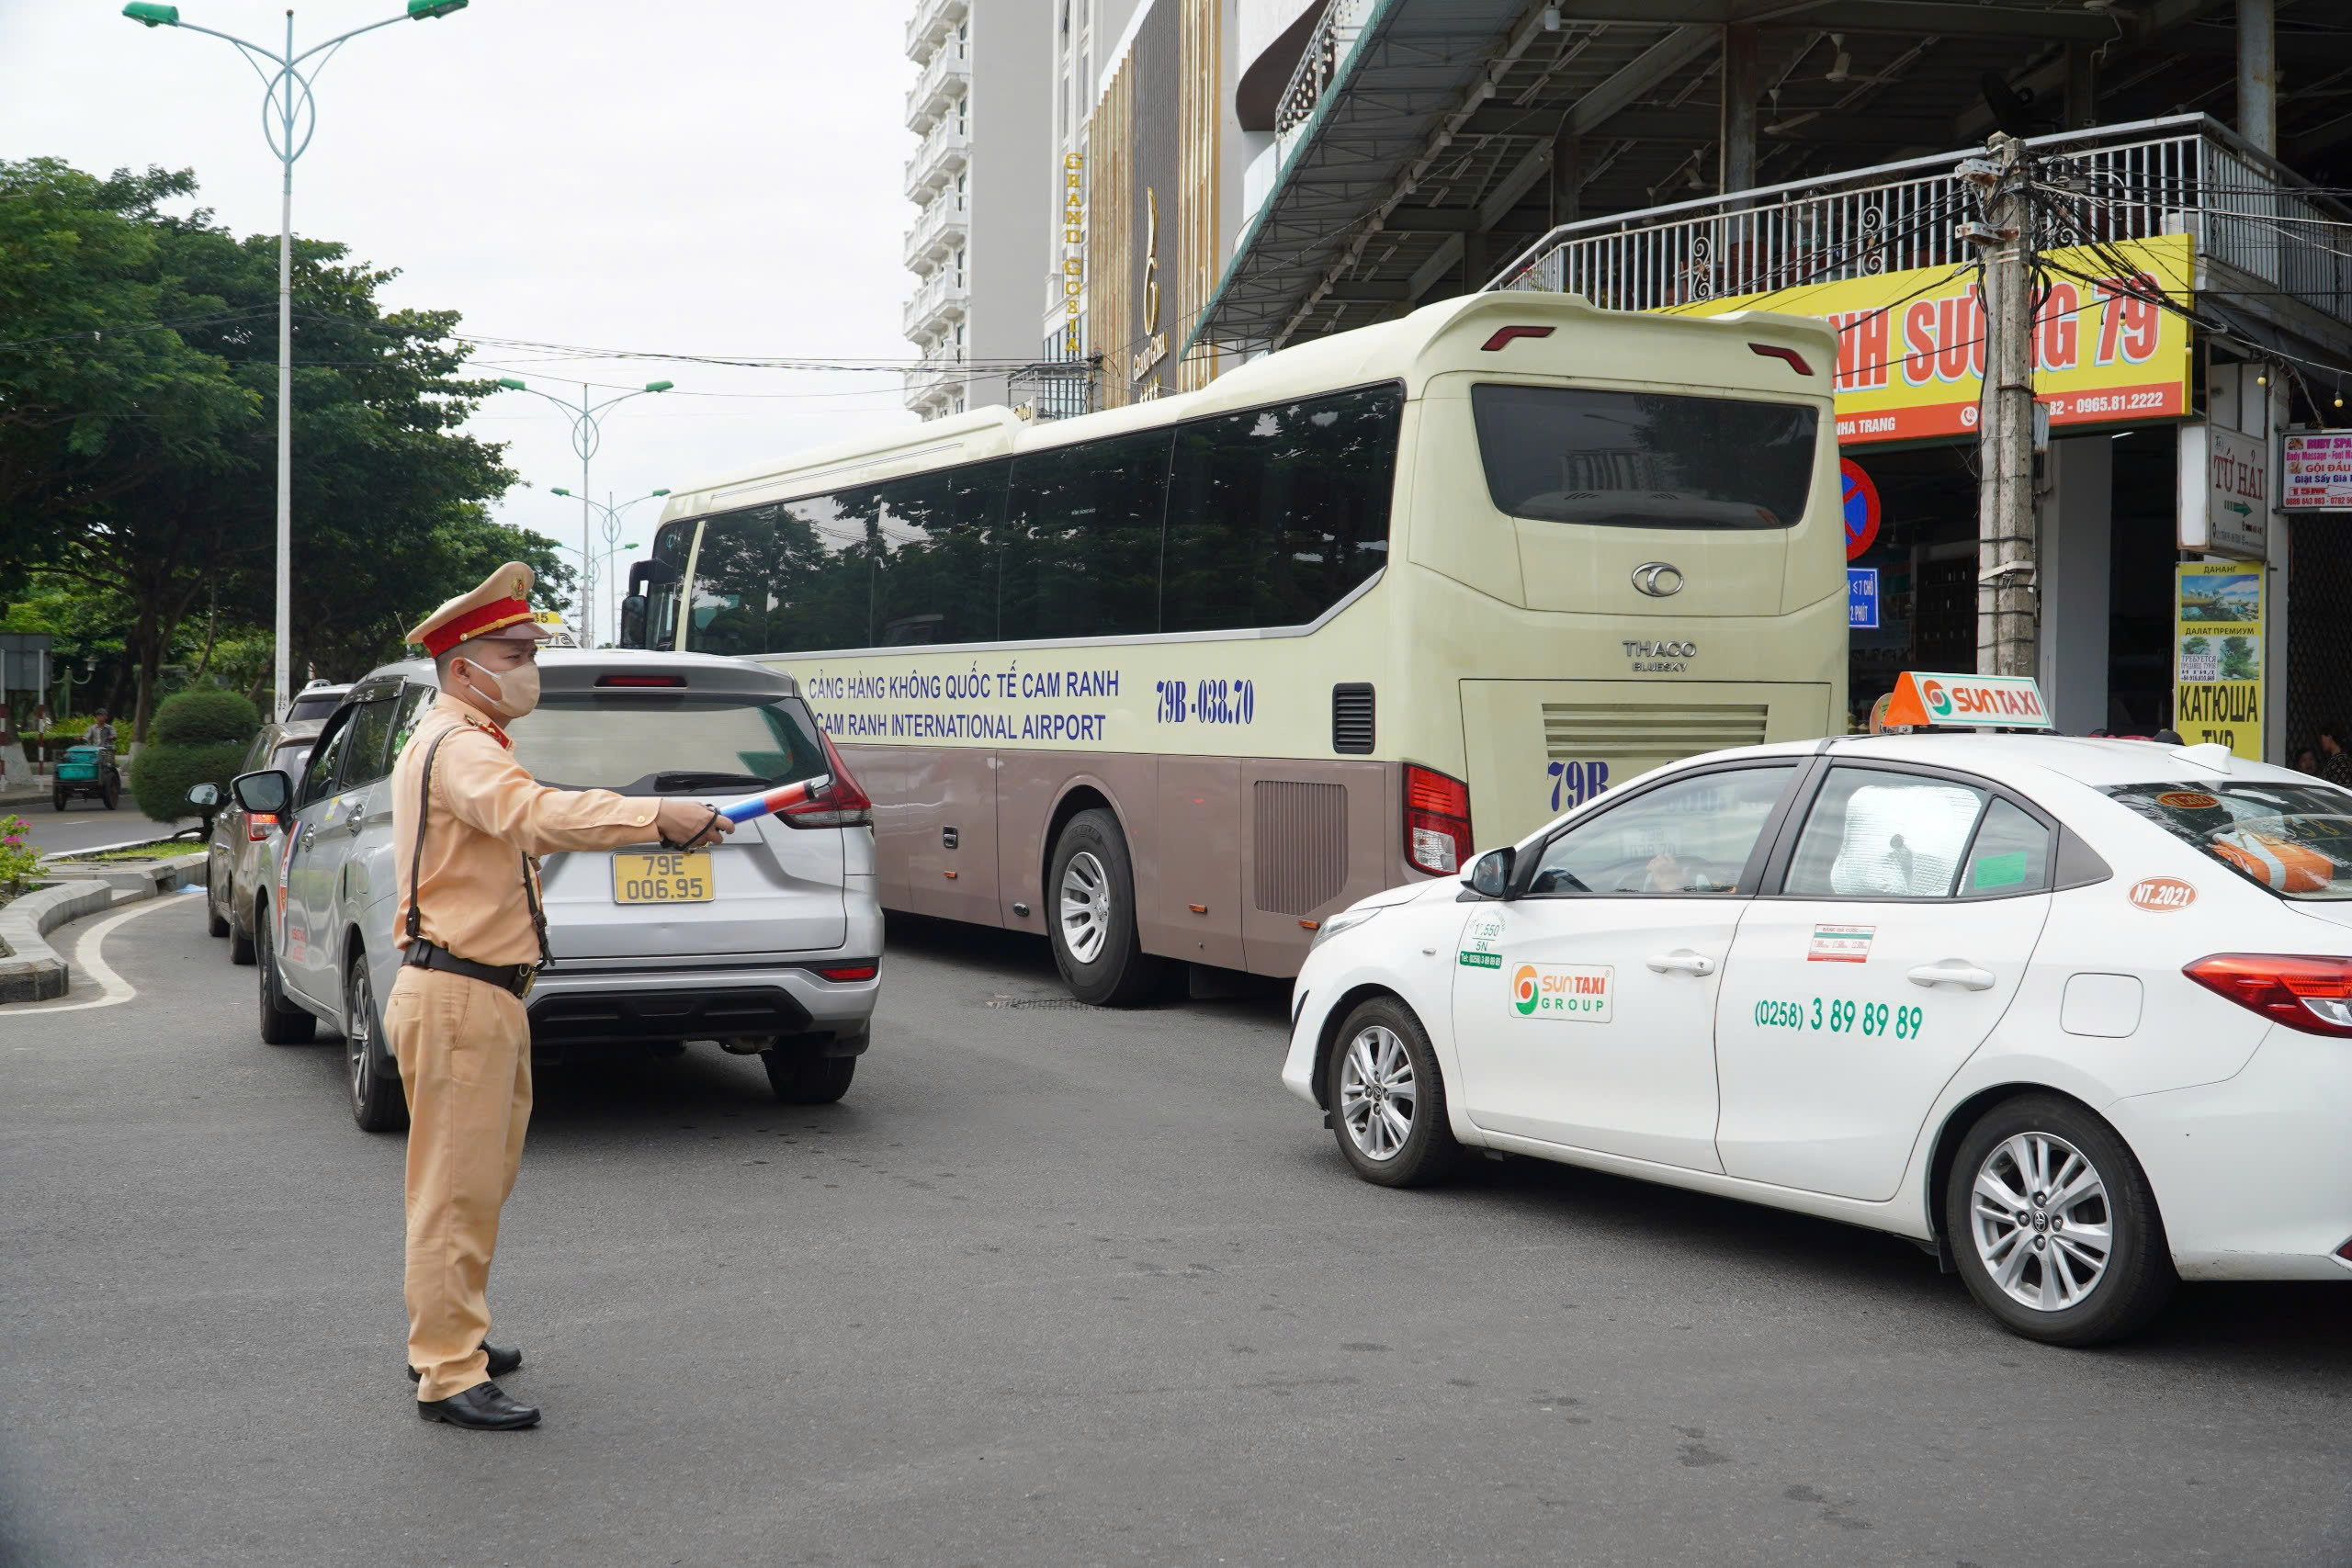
[642,770,775,793]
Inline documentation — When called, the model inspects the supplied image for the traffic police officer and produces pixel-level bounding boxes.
[391,562,732,1430]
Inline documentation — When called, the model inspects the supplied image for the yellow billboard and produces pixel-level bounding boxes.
[2174,560,2264,761]
[1669,234,2192,446]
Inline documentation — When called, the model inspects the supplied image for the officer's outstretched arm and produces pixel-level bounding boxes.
[437,730,679,855]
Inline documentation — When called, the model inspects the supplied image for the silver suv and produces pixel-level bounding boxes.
[232,649,881,1131]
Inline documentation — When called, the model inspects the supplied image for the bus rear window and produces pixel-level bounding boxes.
[2103,780,2352,900]
[1470,384,1817,530]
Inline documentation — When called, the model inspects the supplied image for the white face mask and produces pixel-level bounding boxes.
[458,657,540,721]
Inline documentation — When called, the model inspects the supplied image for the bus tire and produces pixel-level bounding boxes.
[1047,808,1164,1008]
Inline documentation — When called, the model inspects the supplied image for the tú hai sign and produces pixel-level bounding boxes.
[1882,671,2052,730]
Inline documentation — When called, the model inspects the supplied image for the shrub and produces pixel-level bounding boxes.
[151,690,262,747]
[0,814,37,895]
[131,740,249,825]
[43,715,91,739]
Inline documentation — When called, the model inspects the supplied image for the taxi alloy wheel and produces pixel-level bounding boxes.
[1325,995,1458,1189]
[1340,1025,1417,1163]
[256,905,315,1046]
[1943,1094,2174,1347]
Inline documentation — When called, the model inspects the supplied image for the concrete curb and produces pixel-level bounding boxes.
[36,848,209,900]
[0,880,114,1003]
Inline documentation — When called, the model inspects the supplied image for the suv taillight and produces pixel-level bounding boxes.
[2183,953,2352,1038]
[779,730,872,829]
[1404,764,1472,876]
[248,812,278,843]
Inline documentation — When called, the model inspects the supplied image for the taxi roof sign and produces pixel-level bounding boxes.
[1882,671,2052,730]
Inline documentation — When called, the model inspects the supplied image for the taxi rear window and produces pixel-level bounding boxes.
[2103,780,2352,900]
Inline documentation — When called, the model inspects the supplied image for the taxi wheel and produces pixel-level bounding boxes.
[207,889,231,939]
[1943,1094,2175,1347]
[256,904,315,1045]
[344,949,406,1134]
[763,1046,854,1104]
[1047,809,1164,1008]
[1325,996,1459,1189]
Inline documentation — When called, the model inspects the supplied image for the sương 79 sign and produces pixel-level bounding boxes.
[1667,234,2192,446]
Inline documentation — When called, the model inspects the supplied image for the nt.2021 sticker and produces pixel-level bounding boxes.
[2129,876,2197,911]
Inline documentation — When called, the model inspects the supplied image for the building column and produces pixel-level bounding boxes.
[1718,23,1759,194]
[2240,0,2277,157]
[2038,435,2113,735]
[1551,124,1581,228]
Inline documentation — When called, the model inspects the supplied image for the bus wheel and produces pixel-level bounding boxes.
[1047,808,1164,1007]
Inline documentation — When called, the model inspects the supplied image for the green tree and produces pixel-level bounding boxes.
[0,159,559,735]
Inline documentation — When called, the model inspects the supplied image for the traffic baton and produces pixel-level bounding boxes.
[714,773,834,825]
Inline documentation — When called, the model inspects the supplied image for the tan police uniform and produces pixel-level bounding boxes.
[388,562,668,1404]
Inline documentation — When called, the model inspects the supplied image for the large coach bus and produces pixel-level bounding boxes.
[624,289,1846,1003]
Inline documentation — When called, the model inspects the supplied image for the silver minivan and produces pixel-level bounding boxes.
[233,649,882,1130]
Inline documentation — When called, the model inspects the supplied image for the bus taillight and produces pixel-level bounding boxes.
[1404,765,1473,877]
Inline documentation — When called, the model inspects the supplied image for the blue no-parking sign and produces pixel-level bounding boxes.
[1848,568,1881,630]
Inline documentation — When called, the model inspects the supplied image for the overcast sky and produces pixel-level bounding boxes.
[1,0,922,634]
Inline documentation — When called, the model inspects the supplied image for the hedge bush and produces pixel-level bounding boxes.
[152,690,261,747]
[130,690,263,823]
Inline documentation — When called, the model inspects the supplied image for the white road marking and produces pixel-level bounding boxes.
[1,893,196,1016]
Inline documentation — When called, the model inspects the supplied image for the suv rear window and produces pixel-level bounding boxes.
[516,693,830,795]
[2104,779,2352,900]
[1470,384,1817,529]
[286,692,345,722]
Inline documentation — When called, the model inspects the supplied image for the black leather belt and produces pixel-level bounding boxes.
[404,939,537,998]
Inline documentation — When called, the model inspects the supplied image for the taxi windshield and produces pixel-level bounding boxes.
[515,693,830,796]
[2103,779,2352,901]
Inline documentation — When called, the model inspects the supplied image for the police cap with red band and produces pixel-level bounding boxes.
[405,561,554,658]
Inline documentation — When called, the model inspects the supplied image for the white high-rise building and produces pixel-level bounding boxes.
[902,0,1053,421]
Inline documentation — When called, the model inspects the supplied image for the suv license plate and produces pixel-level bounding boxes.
[612,851,714,905]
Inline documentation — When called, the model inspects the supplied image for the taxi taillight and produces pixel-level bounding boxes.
[778,730,872,829]
[1404,764,1473,877]
[248,812,278,842]
[2182,953,2352,1038]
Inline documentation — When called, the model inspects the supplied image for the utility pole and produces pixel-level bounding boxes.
[1962,133,2039,678]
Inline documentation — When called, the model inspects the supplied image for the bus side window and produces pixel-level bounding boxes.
[1165,384,1402,633]
[1001,429,1171,640]
[871,459,1007,646]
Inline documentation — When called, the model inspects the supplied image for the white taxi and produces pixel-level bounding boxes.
[1283,679,2352,1346]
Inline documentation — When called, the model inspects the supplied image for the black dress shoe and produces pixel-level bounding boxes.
[407,1341,522,1382]
[417,1381,539,1430]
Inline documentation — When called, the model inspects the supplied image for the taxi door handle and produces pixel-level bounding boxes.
[1908,960,1996,991]
[1646,950,1715,976]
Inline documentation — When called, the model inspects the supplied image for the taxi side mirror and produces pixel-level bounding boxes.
[231,769,292,816]
[185,782,219,809]
[1467,846,1516,899]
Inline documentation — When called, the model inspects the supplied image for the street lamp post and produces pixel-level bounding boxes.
[123,0,475,719]
[549,487,668,643]
[495,380,673,646]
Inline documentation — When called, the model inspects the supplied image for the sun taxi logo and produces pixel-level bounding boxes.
[1882,671,2053,730]
[2129,876,2197,911]
[1510,963,1614,1021]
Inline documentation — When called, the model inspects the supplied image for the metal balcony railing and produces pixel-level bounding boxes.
[902,190,968,272]
[902,356,966,409]
[903,121,971,203]
[905,39,967,134]
[1272,0,1378,176]
[1490,114,2352,333]
[904,0,967,61]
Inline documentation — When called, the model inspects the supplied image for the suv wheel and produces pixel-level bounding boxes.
[256,902,315,1045]
[207,884,231,939]
[763,1045,855,1104]
[1944,1094,2175,1346]
[229,907,256,966]
[1046,808,1164,1007]
[344,948,406,1133]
